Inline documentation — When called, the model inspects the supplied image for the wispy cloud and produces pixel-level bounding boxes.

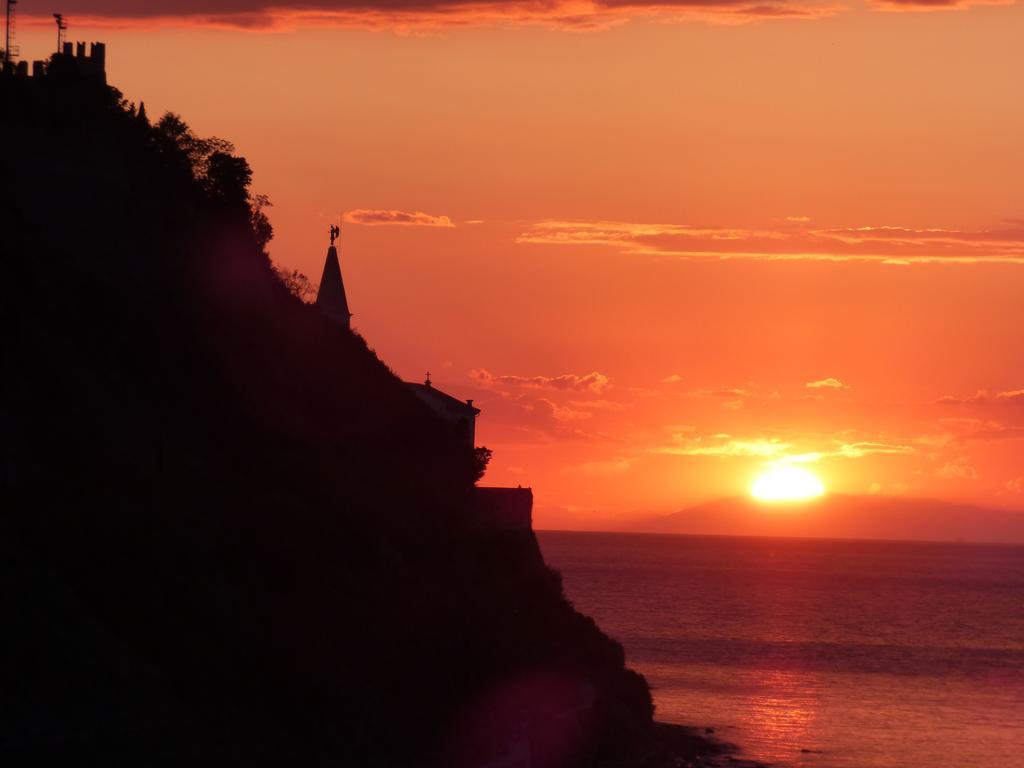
[680,386,780,409]
[21,0,844,32]
[872,0,1015,12]
[806,377,847,389]
[516,219,1024,264]
[509,396,607,441]
[471,369,611,394]
[568,398,628,411]
[576,456,635,474]
[530,398,593,422]
[935,457,978,480]
[659,434,793,457]
[774,441,915,462]
[937,417,1024,442]
[935,389,1024,407]
[1005,477,1024,494]
[833,441,914,457]
[344,209,454,227]
[466,369,621,443]
[657,433,914,460]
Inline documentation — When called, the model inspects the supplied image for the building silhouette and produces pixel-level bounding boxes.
[51,41,106,83]
[1,34,106,82]
[407,374,480,448]
[313,228,532,529]
[314,225,351,329]
[2,6,105,80]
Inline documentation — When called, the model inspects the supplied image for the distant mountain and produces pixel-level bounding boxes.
[637,494,1024,544]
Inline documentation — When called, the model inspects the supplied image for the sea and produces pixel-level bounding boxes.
[537,532,1024,768]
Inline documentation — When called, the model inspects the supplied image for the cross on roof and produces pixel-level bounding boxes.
[329,224,340,246]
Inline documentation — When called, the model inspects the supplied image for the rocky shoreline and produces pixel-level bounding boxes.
[605,723,764,768]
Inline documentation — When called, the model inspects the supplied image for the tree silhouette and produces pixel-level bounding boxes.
[474,446,493,484]
[274,266,317,303]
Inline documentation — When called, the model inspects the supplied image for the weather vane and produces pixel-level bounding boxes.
[329,224,340,246]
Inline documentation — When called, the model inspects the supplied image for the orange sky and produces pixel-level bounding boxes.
[15,2,1024,530]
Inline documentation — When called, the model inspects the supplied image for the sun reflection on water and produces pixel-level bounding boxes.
[740,667,822,765]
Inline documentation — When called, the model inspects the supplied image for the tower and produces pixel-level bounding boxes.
[53,13,66,54]
[315,225,352,329]
[4,0,19,71]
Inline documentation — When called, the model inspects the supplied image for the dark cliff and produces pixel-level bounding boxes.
[0,67,659,766]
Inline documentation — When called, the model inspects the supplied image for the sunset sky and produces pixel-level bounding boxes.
[16,0,1024,529]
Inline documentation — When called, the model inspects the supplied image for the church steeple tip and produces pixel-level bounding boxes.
[315,224,352,329]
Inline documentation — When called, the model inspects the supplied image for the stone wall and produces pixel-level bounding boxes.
[472,487,533,532]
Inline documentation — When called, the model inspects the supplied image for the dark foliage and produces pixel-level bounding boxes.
[0,66,654,767]
[474,446,494,485]
[274,265,318,303]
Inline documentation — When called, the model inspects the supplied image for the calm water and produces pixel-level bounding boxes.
[538,532,1024,768]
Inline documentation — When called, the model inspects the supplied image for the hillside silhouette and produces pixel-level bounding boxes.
[0,66,713,766]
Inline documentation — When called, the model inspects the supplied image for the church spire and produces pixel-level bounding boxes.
[315,224,351,329]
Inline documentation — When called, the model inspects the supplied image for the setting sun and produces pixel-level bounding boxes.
[751,466,826,502]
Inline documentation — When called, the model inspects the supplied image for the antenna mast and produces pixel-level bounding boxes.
[4,0,19,69]
[53,12,67,53]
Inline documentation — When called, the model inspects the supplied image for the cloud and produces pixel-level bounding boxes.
[471,369,610,393]
[466,371,621,442]
[937,417,1024,442]
[343,209,454,227]
[935,389,1024,407]
[673,386,779,410]
[833,441,914,457]
[567,398,628,411]
[657,434,914,461]
[516,219,1024,264]
[872,0,1014,11]
[509,396,604,441]
[659,434,793,457]
[21,0,844,31]
[470,388,603,442]
[576,456,635,474]
[934,390,989,406]
[627,383,782,408]
[701,388,751,409]
[806,377,846,389]
[935,457,978,480]
[710,388,752,398]
[530,398,592,422]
